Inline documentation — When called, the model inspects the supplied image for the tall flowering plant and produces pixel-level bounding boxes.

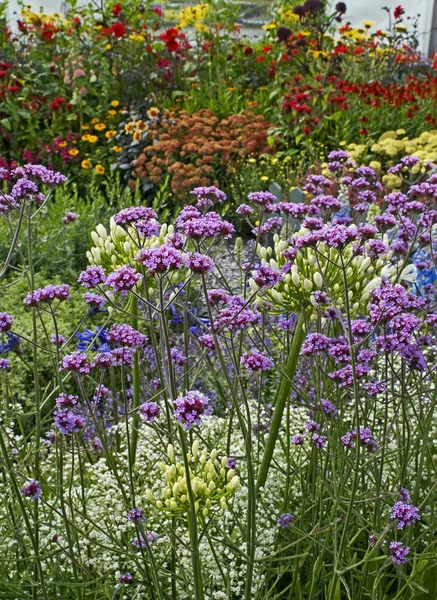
[1,158,437,597]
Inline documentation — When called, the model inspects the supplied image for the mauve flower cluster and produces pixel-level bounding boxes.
[20,480,42,500]
[136,245,183,275]
[174,390,212,429]
[78,266,106,288]
[208,290,260,331]
[391,501,420,530]
[107,324,148,349]
[139,401,161,422]
[23,284,71,307]
[54,409,86,434]
[106,265,141,293]
[241,349,274,372]
[59,351,90,375]
[175,205,234,239]
[341,428,377,452]
[113,206,157,226]
[186,252,214,274]
[390,541,410,565]
[277,513,293,528]
[12,164,67,186]
[0,312,13,332]
[127,507,145,522]
[190,186,227,208]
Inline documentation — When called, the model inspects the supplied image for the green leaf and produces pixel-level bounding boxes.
[329,111,343,122]
[0,118,11,130]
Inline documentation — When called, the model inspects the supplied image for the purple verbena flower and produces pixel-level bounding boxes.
[20,480,42,500]
[174,390,212,429]
[391,501,420,530]
[54,409,86,434]
[107,324,147,349]
[23,284,71,307]
[127,507,145,522]
[186,252,214,274]
[106,265,141,293]
[77,265,106,288]
[139,401,161,423]
[59,351,90,375]
[390,541,410,565]
[277,513,293,528]
[135,245,183,275]
[0,312,13,333]
[241,349,274,372]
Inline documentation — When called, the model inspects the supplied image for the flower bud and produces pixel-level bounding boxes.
[96,224,108,238]
[167,444,174,462]
[313,272,323,289]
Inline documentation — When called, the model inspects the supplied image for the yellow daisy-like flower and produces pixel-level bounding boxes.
[94,123,106,131]
[110,100,120,107]
[81,160,92,169]
[362,20,375,28]
[262,22,276,30]
[68,148,80,156]
[91,117,100,124]
[95,164,105,175]
[81,124,90,130]
[147,107,159,119]
[260,176,269,181]
[105,130,117,139]
[105,44,112,50]
[129,34,145,42]
[107,109,117,116]
[112,146,123,153]
[58,141,68,148]
[88,135,98,144]
[81,134,90,142]
[125,122,136,134]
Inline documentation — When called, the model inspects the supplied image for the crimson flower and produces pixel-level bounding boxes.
[394,5,404,19]
[112,2,123,16]
[111,22,125,37]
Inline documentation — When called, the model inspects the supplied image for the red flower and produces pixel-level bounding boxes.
[160,28,180,52]
[112,2,123,16]
[359,128,368,135]
[262,45,272,53]
[0,70,8,78]
[73,16,81,26]
[394,5,404,19]
[152,7,163,17]
[111,22,125,38]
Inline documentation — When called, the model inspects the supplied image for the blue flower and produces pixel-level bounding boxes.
[0,332,20,354]
[76,326,107,352]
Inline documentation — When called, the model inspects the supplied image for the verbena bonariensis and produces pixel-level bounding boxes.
[0,161,436,598]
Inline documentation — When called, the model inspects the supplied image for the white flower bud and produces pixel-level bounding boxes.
[249,279,259,293]
[96,224,107,238]
[91,247,101,262]
[123,241,131,254]
[167,444,174,462]
[291,272,301,287]
[192,440,199,457]
[91,231,100,245]
[313,272,323,289]
[303,278,313,292]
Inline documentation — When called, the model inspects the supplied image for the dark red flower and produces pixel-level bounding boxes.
[394,5,404,19]
[112,2,123,16]
[111,22,125,37]
[160,28,180,52]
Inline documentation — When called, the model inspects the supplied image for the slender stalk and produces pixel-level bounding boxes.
[129,295,141,466]
[256,311,306,492]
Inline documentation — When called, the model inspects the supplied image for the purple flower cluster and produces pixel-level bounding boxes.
[277,513,293,528]
[241,349,274,372]
[106,265,141,293]
[127,506,145,522]
[186,252,214,274]
[135,245,184,275]
[139,401,161,422]
[391,501,420,530]
[12,164,67,186]
[56,393,79,409]
[107,324,148,349]
[23,284,70,307]
[0,358,10,370]
[59,351,91,375]
[174,390,212,429]
[252,265,283,288]
[11,178,39,200]
[119,572,133,584]
[61,211,78,225]
[113,206,157,226]
[0,312,13,332]
[132,532,158,548]
[54,409,86,434]
[341,428,377,452]
[20,480,42,500]
[390,541,410,565]
[83,292,106,309]
[77,266,106,288]
[190,186,227,208]
[176,206,234,239]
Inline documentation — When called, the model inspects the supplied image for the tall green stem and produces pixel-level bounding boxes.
[256,311,306,492]
[130,295,141,465]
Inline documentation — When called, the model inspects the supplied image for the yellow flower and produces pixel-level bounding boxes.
[95,164,105,175]
[87,135,98,144]
[105,130,117,139]
[68,148,80,156]
[105,44,112,50]
[91,117,100,124]
[58,141,68,148]
[262,22,276,30]
[195,23,208,32]
[129,34,146,42]
[260,176,269,181]
[81,134,90,141]
[147,107,159,119]
[339,141,347,147]
[362,20,375,28]
[107,109,117,116]
[94,123,106,131]
[112,146,123,153]
[81,124,90,130]
[110,100,120,107]
[81,160,92,169]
